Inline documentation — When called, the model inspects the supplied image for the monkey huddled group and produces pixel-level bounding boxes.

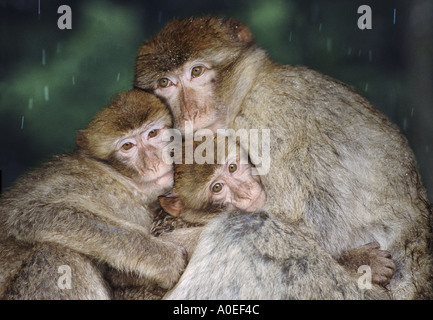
[0,17,432,300]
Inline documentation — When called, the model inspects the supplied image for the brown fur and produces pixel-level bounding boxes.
[135,17,254,90]
[171,136,244,218]
[0,89,195,299]
[135,17,433,299]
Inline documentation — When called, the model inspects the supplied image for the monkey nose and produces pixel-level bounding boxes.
[182,104,199,121]
[192,110,199,120]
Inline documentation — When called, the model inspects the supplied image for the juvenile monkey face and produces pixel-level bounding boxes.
[77,89,174,190]
[113,120,173,186]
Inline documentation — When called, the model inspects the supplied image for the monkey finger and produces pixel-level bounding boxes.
[376,257,396,270]
[364,241,381,249]
[380,267,394,279]
[386,260,396,271]
[377,250,392,259]
[181,247,189,260]
[372,274,390,286]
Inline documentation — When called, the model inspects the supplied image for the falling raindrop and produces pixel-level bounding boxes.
[364,82,369,92]
[319,23,322,32]
[28,98,33,110]
[72,76,75,85]
[326,38,332,52]
[21,116,24,129]
[56,42,61,55]
[348,47,352,56]
[368,50,372,62]
[393,8,396,24]
[38,0,40,18]
[411,108,414,117]
[42,49,46,65]
[358,49,362,57]
[426,145,430,153]
[44,86,49,101]
[117,73,120,82]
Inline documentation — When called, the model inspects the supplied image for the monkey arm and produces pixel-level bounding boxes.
[104,227,204,290]
[165,210,391,300]
[3,203,187,289]
[158,227,204,259]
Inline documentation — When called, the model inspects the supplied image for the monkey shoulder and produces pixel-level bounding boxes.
[249,64,394,128]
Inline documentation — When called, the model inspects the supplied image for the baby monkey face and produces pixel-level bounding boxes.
[159,137,267,224]
[207,158,266,213]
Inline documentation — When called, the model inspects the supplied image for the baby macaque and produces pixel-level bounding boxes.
[160,136,266,224]
[0,89,192,299]
[159,135,395,299]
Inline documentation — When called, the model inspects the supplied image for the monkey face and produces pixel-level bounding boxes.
[159,154,266,224]
[77,89,174,192]
[153,61,224,133]
[113,120,173,187]
[206,159,266,213]
[135,17,255,133]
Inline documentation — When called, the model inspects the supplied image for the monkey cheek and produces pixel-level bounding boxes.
[155,169,174,188]
[241,189,267,212]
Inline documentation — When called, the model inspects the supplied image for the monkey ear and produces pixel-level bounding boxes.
[224,18,254,45]
[76,130,89,149]
[158,190,184,217]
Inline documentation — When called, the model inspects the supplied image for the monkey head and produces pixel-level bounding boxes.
[159,134,266,224]
[76,89,174,190]
[134,16,255,133]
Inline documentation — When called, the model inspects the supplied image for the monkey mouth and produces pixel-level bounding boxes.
[139,167,173,186]
[242,189,267,212]
[154,169,174,186]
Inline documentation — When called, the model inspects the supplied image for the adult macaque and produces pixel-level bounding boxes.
[159,136,393,299]
[135,17,433,299]
[0,89,198,299]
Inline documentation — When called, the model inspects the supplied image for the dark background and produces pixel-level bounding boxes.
[0,0,432,202]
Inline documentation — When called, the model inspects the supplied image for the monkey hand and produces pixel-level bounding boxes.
[158,227,205,259]
[143,238,188,290]
[338,241,396,286]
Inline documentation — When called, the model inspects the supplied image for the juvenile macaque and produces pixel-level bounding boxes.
[159,136,393,299]
[0,89,193,299]
[135,17,433,299]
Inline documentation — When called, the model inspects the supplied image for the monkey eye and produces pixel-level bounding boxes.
[212,183,223,193]
[228,163,237,173]
[148,129,158,138]
[158,78,172,88]
[191,66,205,78]
[121,142,135,151]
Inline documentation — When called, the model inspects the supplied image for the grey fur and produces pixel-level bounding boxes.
[135,17,433,299]
[165,210,390,300]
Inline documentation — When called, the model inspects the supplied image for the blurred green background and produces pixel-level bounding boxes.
[0,0,432,202]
